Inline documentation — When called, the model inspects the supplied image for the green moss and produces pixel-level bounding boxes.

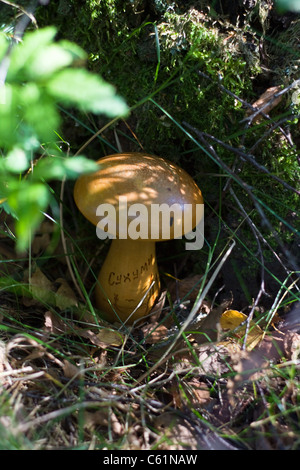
[266,18,300,81]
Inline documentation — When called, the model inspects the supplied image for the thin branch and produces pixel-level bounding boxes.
[0,0,39,88]
[197,69,298,143]
[183,121,300,273]
[182,122,300,196]
[241,78,300,124]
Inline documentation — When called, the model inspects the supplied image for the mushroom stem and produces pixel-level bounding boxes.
[95,238,161,324]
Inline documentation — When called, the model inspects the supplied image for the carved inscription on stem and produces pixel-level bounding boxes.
[108,254,155,286]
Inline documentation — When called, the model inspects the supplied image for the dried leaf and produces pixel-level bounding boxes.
[79,328,124,348]
[227,330,300,399]
[84,409,109,431]
[96,328,124,347]
[197,342,234,375]
[43,310,124,350]
[220,309,264,350]
[31,233,51,255]
[182,378,212,409]
[31,221,55,255]
[25,267,55,306]
[167,274,204,304]
[44,310,70,334]
[55,278,78,311]
[247,86,282,122]
[154,412,199,450]
[148,289,167,322]
[192,301,231,344]
[84,408,123,436]
[141,322,168,344]
[63,359,82,379]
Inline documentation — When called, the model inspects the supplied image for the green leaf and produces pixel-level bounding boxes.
[0,200,17,219]
[4,147,30,173]
[32,155,98,181]
[58,39,87,62]
[23,94,60,143]
[275,0,300,11]
[26,44,78,80]
[0,84,19,149]
[25,42,86,81]
[7,27,58,81]
[0,25,128,251]
[14,208,45,252]
[63,156,99,176]
[47,68,128,116]
[7,181,50,252]
[7,26,87,82]
[7,180,49,212]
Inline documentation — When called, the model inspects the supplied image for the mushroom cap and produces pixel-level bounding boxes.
[73,152,203,241]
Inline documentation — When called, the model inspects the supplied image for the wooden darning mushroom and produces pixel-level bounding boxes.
[73,152,203,324]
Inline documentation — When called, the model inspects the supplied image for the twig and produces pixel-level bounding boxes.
[16,401,110,434]
[197,70,254,111]
[241,78,300,124]
[0,0,39,38]
[250,405,300,429]
[183,122,300,273]
[248,115,298,153]
[183,124,300,196]
[197,70,298,144]
[0,0,39,89]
